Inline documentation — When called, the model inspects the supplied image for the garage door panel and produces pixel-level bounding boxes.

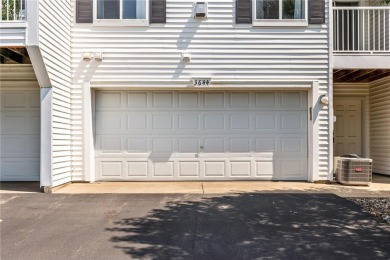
[255,137,277,153]
[153,161,175,177]
[230,138,251,153]
[29,136,41,155]
[1,89,40,181]
[1,91,26,108]
[152,114,174,130]
[96,158,307,181]
[204,114,226,130]
[254,92,307,110]
[255,161,274,178]
[230,92,251,107]
[95,90,308,181]
[128,92,148,108]
[255,114,277,130]
[152,138,174,153]
[280,160,307,179]
[152,92,174,108]
[204,161,226,177]
[128,162,149,177]
[97,137,155,155]
[100,161,123,177]
[2,114,26,133]
[31,115,40,131]
[1,159,39,181]
[230,161,251,177]
[280,113,307,131]
[128,114,148,130]
[2,136,26,155]
[97,91,122,109]
[204,138,225,153]
[230,114,251,130]
[178,114,200,130]
[178,92,200,108]
[281,92,307,109]
[96,153,150,159]
[204,92,225,108]
[255,92,276,108]
[96,113,124,134]
[100,138,122,153]
[127,138,148,152]
[8,135,40,157]
[29,92,40,108]
[179,161,200,177]
[178,138,199,153]
[281,137,307,155]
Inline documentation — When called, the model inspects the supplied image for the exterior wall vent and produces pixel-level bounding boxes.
[194,2,208,18]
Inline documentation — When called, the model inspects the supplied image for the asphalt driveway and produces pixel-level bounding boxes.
[1,193,389,260]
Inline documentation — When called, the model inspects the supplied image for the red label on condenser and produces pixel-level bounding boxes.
[355,167,363,172]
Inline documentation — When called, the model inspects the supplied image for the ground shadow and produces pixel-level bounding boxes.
[0,182,40,193]
[107,193,390,259]
[373,173,390,184]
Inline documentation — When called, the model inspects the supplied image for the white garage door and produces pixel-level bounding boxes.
[95,91,308,181]
[0,89,40,181]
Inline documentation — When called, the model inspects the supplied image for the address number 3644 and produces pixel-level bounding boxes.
[193,79,211,86]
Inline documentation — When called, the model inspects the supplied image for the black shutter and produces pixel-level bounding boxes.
[309,0,325,24]
[236,0,252,24]
[76,0,93,23]
[150,0,166,23]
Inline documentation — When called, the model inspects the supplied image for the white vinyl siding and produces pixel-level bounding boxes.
[72,0,331,181]
[334,83,369,97]
[39,0,73,186]
[95,90,308,180]
[369,77,390,176]
[0,25,26,46]
[0,65,40,181]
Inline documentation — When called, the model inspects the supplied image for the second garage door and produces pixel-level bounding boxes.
[95,90,308,181]
[0,89,40,181]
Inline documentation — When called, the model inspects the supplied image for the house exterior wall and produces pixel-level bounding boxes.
[0,25,26,47]
[0,0,39,47]
[369,76,390,175]
[38,0,73,186]
[71,0,332,181]
[0,65,38,84]
[334,83,369,97]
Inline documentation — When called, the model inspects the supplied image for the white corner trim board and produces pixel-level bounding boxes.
[40,87,53,188]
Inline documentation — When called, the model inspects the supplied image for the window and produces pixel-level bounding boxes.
[253,0,307,26]
[95,0,148,26]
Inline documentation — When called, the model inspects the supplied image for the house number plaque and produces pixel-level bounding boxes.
[192,78,211,86]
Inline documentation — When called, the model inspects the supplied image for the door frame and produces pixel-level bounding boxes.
[333,96,369,158]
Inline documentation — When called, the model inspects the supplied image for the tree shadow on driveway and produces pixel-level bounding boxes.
[107,193,390,260]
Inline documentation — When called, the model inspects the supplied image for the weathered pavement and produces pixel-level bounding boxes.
[1,193,390,260]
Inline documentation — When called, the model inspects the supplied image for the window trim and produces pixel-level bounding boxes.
[93,0,149,27]
[252,0,308,27]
